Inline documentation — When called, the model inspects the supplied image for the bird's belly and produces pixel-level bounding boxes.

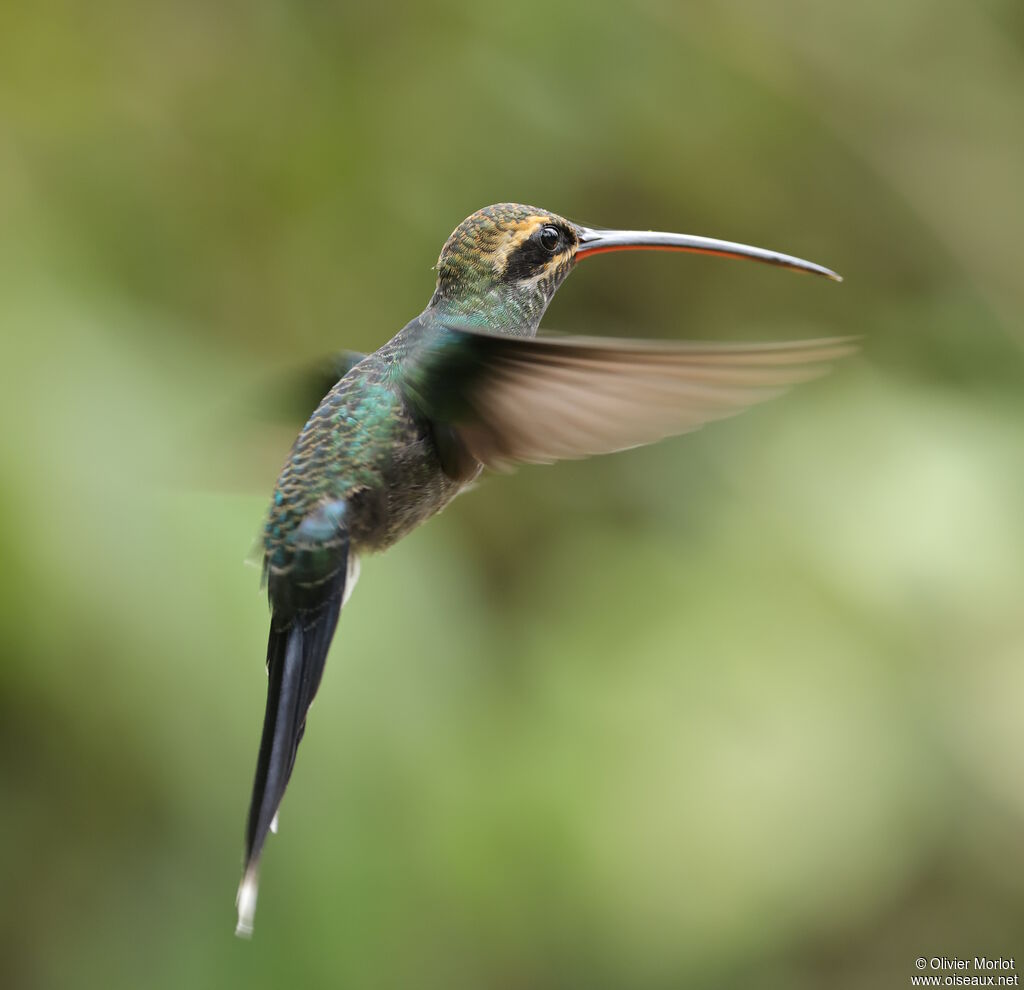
[343,434,467,552]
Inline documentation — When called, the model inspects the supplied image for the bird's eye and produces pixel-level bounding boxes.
[538,225,560,253]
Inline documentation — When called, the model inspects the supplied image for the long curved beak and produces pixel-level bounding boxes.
[575,226,842,281]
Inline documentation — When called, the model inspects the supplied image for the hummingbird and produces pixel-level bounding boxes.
[235,203,851,935]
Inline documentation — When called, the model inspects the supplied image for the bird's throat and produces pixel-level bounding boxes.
[429,280,549,337]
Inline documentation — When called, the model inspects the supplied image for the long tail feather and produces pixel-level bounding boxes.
[236,540,348,937]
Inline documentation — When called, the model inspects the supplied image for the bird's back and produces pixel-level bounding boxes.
[263,323,465,572]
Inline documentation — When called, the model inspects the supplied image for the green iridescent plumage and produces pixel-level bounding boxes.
[262,204,576,574]
[262,332,460,568]
[236,202,852,936]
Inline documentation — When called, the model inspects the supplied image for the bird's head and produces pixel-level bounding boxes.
[429,202,841,335]
[430,203,579,334]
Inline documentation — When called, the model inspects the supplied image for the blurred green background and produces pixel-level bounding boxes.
[3,1,1023,987]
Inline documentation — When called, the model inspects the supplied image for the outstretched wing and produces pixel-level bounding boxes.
[405,327,857,471]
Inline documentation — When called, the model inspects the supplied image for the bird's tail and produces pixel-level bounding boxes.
[236,512,352,937]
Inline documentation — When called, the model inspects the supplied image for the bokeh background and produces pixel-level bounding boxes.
[3,1,1023,987]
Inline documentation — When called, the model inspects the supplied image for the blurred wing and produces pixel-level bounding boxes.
[192,349,369,494]
[257,349,368,427]
[407,329,857,471]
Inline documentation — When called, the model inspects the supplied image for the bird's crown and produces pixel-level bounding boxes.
[435,204,578,285]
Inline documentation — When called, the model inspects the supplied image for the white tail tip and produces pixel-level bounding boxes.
[269,812,279,835]
[235,867,260,938]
